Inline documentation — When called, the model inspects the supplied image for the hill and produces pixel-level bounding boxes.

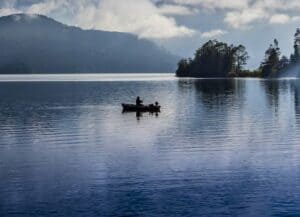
[0,14,178,74]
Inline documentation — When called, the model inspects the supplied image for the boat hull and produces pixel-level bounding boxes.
[122,104,161,112]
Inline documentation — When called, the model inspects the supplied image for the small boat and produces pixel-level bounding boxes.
[122,104,161,112]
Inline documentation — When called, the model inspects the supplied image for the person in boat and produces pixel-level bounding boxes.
[149,101,159,108]
[136,96,143,106]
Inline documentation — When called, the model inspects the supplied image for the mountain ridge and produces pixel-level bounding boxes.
[0,14,179,74]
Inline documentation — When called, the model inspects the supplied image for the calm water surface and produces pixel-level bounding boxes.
[1,74,300,216]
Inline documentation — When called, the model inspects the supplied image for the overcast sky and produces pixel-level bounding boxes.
[1,0,300,68]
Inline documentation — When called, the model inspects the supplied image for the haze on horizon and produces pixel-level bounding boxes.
[1,0,300,69]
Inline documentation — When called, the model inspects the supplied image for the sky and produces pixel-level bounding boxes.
[1,0,300,68]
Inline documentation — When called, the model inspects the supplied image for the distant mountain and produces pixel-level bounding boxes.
[0,14,179,74]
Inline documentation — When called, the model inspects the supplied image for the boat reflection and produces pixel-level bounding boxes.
[122,110,160,120]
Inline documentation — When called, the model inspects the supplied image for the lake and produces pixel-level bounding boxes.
[1,74,300,216]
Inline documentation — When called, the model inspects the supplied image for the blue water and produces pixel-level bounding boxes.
[1,75,300,216]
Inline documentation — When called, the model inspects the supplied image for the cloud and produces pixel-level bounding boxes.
[221,0,300,29]
[0,0,197,39]
[74,0,197,39]
[25,0,65,15]
[201,29,227,38]
[157,4,197,15]
[165,0,300,29]
[224,8,268,29]
[269,14,300,24]
[269,14,291,24]
[2,0,300,37]
[0,0,21,16]
[0,8,21,17]
[166,0,249,10]
[252,0,300,12]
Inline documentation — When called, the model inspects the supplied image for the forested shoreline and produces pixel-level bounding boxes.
[176,29,300,78]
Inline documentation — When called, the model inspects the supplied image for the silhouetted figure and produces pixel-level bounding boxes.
[136,96,143,106]
[149,101,159,109]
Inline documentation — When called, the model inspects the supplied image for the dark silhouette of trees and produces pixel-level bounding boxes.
[233,45,249,74]
[275,28,300,77]
[176,58,192,77]
[260,39,281,78]
[176,40,249,78]
[260,30,300,77]
[290,28,300,65]
[278,56,290,71]
[176,28,300,78]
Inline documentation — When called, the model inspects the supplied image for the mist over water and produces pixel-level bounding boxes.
[1,75,300,216]
[280,64,300,78]
[0,73,176,82]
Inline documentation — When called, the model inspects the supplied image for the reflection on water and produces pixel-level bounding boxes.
[122,111,160,121]
[291,80,300,117]
[1,78,300,216]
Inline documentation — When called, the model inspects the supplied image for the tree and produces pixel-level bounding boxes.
[278,56,290,71]
[293,28,300,64]
[176,40,249,78]
[176,58,191,77]
[260,39,281,77]
[232,45,249,74]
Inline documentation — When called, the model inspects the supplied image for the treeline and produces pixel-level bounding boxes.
[260,29,300,77]
[176,40,249,77]
[176,29,300,78]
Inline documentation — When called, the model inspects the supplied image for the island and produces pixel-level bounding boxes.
[176,29,300,78]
